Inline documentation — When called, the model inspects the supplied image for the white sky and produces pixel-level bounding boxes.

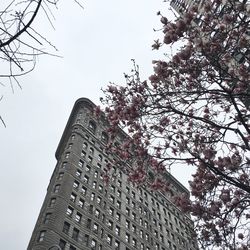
[0,1,194,249]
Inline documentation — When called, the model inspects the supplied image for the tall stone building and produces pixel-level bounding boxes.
[28,98,198,250]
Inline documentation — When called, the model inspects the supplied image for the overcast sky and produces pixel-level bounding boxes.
[0,1,194,249]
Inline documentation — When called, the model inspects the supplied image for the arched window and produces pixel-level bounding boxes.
[101,132,109,144]
[88,120,96,134]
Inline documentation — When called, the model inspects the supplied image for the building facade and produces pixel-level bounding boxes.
[28,98,198,250]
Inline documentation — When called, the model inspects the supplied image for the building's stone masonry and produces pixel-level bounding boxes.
[28,98,198,250]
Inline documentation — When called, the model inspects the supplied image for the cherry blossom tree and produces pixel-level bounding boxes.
[102,0,250,249]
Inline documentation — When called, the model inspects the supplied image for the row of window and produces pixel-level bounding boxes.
[69,169,189,240]
[72,119,109,145]
[54,166,189,242]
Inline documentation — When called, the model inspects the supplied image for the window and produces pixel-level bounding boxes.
[126,208,130,216]
[126,187,130,193]
[107,220,113,229]
[153,219,157,226]
[86,218,91,229]
[156,202,160,210]
[78,160,84,167]
[117,190,121,197]
[168,240,172,248]
[93,181,97,189]
[58,172,64,180]
[86,165,91,172]
[115,240,120,250]
[37,231,46,242]
[154,230,158,238]
[151,198,155,205]
[132,212,136,220]
[132,191,135,199]
[93,223,99,233]
[72,228,79,241]
[132,201,135,208]
[71,134,75,140]
[98,185,103,192]
[109,207,114,216]
[89,204,94,214]
[59,239,66,250]
[73,181,79,189]
[126,197,130,204]
[62,162,67,169]
[81,151,86,158]
[126,220,130,229]
[65,152,70,158]
[75,212,82,223]
[132,238,137,248]
[69,246,76,250]
[145,233,149,241]
[49,198,56,207]
[97,163,102,169]
[91,239,97,249]
[81,186,87,195]
[78,199,84,208]
[101,132,109,144]
[160,235,164,243]
[98,154,103,162]
[171,233,175,240]
[63,221,70,234]
[140,230,143,238]
[100,228,104,237]
[88,156,93,163]
[70,193,77,202]
[103,201,106,209]
[94,171,98,178]
[140,218,143,225]
[66,207,73,217]
[43,213,51,224]
[163,208,166,216]
[97,196,101,204]
[140,243,144,250]
[81,235,88,247]
[107,235,112,246]
[125,233,130,243]
[83,142,88,149]
[152,208,156,215]
[116,212,121,222]
[111,185,115,192]
[116,200,121,209]
[115,225,120,235]
[117,180,122,187]
[95,209,100,218]
[132,225,136,233]
[158,213,161,220]
[91,192,95,201]
[83,175,89,183]
[109,195,115,203]
[89,147,94,155]
[54,184,60,193]
[76,169,82,177]
[88,120,96,133]
[118,171,122,178]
